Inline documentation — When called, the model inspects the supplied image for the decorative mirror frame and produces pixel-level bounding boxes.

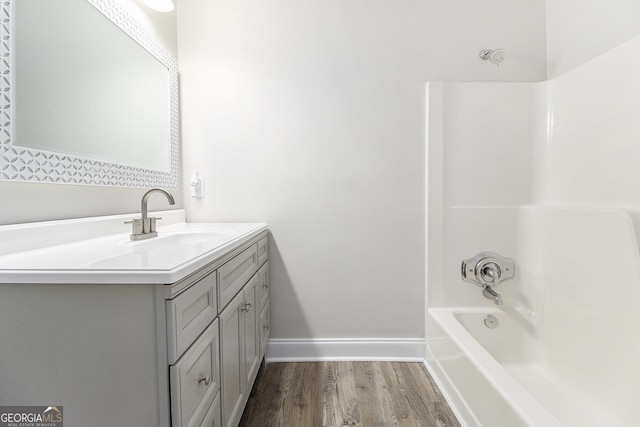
[0,0,179,188]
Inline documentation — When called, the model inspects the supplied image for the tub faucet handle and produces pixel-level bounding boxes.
[461,252,515,288]
[480,263,500,284]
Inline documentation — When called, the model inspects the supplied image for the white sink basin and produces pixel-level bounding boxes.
[132,230,235,245]
[0,213,268,284]
[89,230,238,269]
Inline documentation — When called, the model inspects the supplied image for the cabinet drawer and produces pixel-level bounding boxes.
[167,272,218,364]
[218,244,258,310]
[257,236,268,266]
[259,301,270,359]
[171,319,220,427]
[200,391,221,427]
[257,261,269,310]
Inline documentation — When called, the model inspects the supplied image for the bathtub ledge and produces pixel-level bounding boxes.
[429,307,563,427]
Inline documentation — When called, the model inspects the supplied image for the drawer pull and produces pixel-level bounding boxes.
[241,302,252,312]
[198,374,211,386]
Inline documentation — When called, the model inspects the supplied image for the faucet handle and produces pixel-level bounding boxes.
[461,252,515,287]
[124,218,144,235]
[149,217,162,233]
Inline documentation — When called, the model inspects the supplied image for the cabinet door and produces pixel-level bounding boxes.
[243,274,260,391]
[219,291,245,427]
[257,262,269,311]
[259,301,270,359]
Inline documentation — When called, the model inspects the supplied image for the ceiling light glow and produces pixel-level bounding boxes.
[142,0,174,13]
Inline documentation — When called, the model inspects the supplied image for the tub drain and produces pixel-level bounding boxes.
[484,314,499,329]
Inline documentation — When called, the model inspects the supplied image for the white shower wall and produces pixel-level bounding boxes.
[429,30,640,303]
[426,81,544,308]
[426,20,640,426]
[545,35,640,208]
[441,83,545,207]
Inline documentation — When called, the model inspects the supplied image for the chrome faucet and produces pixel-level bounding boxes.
[461,252,514,305]
[482,285,503,305]
[126,188,175,240]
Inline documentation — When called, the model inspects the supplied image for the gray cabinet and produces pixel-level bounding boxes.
[170,233,269,427]
[219,240,268,427]
[257,261,270,360]
[220,290,247,427]
[218,244,258,310]
[257,262,269,314]
[170,320,220,427]
[166,271,218,364]
[0,231,269,427]
[242,275,260,391]
[259,301,270,358]
[200,393,222,427]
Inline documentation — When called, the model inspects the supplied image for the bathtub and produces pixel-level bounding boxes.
[425,307,623,427]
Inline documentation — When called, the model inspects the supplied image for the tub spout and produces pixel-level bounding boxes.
[483,286,502,305]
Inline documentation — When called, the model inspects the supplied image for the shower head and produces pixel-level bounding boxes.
[479,48,506,66]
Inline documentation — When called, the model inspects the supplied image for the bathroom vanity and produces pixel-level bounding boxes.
[0,210,269,427]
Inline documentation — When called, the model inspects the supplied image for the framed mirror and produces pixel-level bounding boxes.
[0,0,178,188]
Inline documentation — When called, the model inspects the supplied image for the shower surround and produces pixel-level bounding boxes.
[425,34,640,426]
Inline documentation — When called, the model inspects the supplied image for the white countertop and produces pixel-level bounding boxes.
[0,210,267,284]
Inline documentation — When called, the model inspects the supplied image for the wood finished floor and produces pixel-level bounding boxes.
[239,361,460,427]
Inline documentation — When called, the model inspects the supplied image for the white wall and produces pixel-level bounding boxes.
[178,0,546,340]
[546,0,640,78]
[0,0,181,226]
[0,182,183,225]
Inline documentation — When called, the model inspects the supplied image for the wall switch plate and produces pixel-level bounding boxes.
[190,172,204,198]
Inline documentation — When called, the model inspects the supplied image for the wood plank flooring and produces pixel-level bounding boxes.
[239,361,460,427]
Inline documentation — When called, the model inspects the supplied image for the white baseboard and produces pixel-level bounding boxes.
[265,338,425,362]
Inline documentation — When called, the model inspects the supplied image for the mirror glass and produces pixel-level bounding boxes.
[0,0,178,188]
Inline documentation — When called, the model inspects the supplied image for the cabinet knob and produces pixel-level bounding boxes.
[198,374,211,386]
[263,283,268,289]
[241,302,252,312]
[263,322,270,330]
